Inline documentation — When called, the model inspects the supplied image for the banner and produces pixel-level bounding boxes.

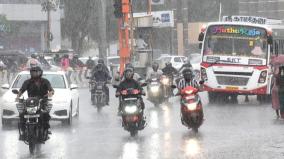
[222,15,282,25]
[133,10,174,28]
[152,0,164,5]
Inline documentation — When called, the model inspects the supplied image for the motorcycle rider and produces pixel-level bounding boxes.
[85,56,95,78]
[116,68,145,117]
[38,54,51,70]
[162,62,178,78]
[93,58,109,74]
[146,62,163,82]
[91,63,112,105]
[178,59,193,72]
[177,68,202,90]
[15,66,54,141]
[27,54,40,68]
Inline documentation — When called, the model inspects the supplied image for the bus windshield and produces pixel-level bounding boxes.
[203,25,268,59]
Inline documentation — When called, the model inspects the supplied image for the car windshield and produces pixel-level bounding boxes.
[203,25,268,59]
[108,58,120,65]
[12,74,66,89]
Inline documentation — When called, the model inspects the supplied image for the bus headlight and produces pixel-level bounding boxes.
[258,70,267,83]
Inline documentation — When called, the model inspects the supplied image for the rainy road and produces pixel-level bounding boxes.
[1,88,284,159]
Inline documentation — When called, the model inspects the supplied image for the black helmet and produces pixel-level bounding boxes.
[125,63,134,72]
[96,63,103,72]
[124,68,134,80]
[98,59,104,64]
[165,61,172,67]
[182,68,193,81]
[31,54,36,59]
[152,62,159,71]
[30,66,43,79]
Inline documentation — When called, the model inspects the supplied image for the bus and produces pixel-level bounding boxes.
[198,21,276,103]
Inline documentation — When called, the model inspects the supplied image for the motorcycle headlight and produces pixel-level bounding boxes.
[27,107,38,114]
[124,105,138,114]
[161,78,169,85]
[185,103,198,111]
[150,86,160,93]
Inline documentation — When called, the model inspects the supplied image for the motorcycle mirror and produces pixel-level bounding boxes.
[199,80,205,85]
[171,85,177,89]
[12,89,19,94]
[141,83,147,87]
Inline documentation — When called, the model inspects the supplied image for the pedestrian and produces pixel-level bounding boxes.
[272,65,280,118]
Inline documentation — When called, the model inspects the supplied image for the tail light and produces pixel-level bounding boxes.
[201,68,207,81]
[258,71,267,83]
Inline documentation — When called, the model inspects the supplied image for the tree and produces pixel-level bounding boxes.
[61,0,95,54]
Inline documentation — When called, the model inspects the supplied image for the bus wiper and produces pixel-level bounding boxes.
[208,59,229,67]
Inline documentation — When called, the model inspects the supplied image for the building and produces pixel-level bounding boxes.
[239,0,284,20]
[0,0,62,53]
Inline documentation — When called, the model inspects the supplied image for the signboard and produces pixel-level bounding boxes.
[222,15,282,25]
[152,0,164,5]
[133,11,174,28]
[210,26,263,37]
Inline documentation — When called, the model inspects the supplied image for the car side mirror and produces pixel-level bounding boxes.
[113,85,119,89]
[70,84,78,90]
[12,89,19,94]
[1,84,10,89]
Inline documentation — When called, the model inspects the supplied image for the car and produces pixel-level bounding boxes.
[107,56,120,76]
[188,53,202,80]
[155,55,187,70]
[1,71,79,126]
[79,56,99,65]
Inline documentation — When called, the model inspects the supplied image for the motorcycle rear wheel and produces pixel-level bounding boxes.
[29,141,35,154]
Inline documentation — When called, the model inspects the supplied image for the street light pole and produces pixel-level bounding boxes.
[47,7,51,51]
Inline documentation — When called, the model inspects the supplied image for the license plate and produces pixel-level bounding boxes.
[24,114,40,118]
[226,86,239,90]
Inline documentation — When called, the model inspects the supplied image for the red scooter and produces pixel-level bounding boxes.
[179,86,204,133]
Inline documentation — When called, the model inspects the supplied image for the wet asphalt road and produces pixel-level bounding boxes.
[1,87,284,159]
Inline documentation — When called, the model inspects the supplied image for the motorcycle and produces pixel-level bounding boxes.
[179,86,204,133]
[160,75,173,102]
[90,81,107,111]
[116,87,146,137]
[147,78,163,107]
[12,90,52,154]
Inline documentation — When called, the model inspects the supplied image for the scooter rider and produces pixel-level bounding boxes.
[15,66,54,141]
[116,68,145,112]
[178,59,193,72]
[177,68,202,90]
[162,62,178,78]
[146,62,163,82]
[91,63,112,105]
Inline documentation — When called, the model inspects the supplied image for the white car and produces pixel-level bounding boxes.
[188,53,202,80]
[155,55,187,70]
[1,71,79,126]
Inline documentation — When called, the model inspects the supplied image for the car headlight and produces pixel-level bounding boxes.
[185,103,198,111]
[124,105,138,114]
[150,86,160,93]
[27,107,38,114]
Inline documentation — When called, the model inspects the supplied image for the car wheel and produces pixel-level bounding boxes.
[62,104,72,126]
[2,118,11,127]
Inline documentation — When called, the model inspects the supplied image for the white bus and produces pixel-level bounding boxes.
[198,21,275,103]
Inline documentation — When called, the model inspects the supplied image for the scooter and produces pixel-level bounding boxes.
[147,78,163,107]
[179,86,204,133]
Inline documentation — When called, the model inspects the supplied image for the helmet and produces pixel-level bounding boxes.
[30,66,43,79]
[73,54,79,59]
[125,63,135,72]
[165,61,172,67]
[182,68,193,81]
[124,68,134,80]
[98,59,104,64]
[152,62,159,71]
[64,54,69,58]
[31,54,36,59]
[96,63,103,72]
